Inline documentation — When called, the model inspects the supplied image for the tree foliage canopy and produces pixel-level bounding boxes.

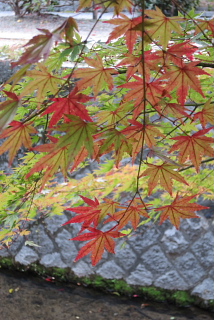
[0,0,213,265]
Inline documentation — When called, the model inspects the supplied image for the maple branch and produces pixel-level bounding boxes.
[179,157,214,172]
[197,62,214,68]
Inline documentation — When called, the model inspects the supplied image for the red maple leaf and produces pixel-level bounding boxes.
[71,227,123,265]
[104,14,143,53]
[43,86,92,126]
[159,61,210,105]
[170,128,214,172]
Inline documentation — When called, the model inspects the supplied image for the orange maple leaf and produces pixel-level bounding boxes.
[145,6,183,49]
[104,14,143,53]
[26,142,70,189]
[159,61,210,105]
[194,98,214,128]
[106,198,150,230]
[122,119,165,162]
[140,162,189,195]
[71,227,123,266]
[156,194,208,229]
[72,54,116,96]
[21,63,64,104]
[170,128,214,172]
[195,18,214,36]
[0,121,37,164]
[0,91,20,132]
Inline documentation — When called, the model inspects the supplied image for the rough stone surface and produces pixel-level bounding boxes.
[192,278,214,300]
[45,215,68,234]
[174,252,206,285]
[126,265,153,286]
[55,229,78,264]
[161,227,189,254]
[40,253,67,268]
[29,225,54,255]
[190,232,214,268]
[154,271,189,290]
[72,260,95,277]
[115,244,137,271]
[96,261,125,279]
[15,246,38,265]
[141,245,172,275]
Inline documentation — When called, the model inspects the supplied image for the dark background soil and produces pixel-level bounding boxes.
[0,269,213,320]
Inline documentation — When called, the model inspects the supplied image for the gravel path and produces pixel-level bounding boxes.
[0,13,114,47]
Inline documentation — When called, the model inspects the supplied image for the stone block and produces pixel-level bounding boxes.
[190,231,214,268]
[15,246,38,266]
[126,264,153,286]
[154,271,188,290]
[72,260,95,277]
[45,215,68,234]
[127,226,161,253]
[96,261,125,279]
[140,245,172,275]
[115,244,137,271]
[40,253,67,268]
[174,252,206,286]
[161,227,189,254]
[192,278,214,300]
[55,229,78,263]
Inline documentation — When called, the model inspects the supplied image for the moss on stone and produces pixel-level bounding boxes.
[171,291,195,306]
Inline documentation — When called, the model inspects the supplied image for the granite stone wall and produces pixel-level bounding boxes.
[0,207,213,303]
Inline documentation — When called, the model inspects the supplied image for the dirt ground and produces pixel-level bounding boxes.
[0,269,213,320]
[0,13,114,47]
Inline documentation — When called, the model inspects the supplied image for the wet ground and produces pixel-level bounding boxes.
[0,269,213,320]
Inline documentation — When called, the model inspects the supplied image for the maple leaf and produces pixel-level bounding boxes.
[119,75,168,117]
[0,91,20,133]
[145,6,183,49]
[156,194,208,229]
[71,227,123,265]
[63,196,120,231]
[170,128,214,172]
[121,119,165,162]
[63,196,102,229]
[117,51,160,81]
[195,18,214,36]
[42,86,92,126]
[104,14,143,53]
[21,63,63,104]
[72,54,116,96]
[56,115,97,159]
[106,198,150,230]
[26,142,70,189]
[0,121,37,164]
[12,29,61,67]
[159,61,210,105]
[161,102,190,122]
[140,162,189,196]
[95,128,132,167]
[165,41,198,66]
[194,99,214,128]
